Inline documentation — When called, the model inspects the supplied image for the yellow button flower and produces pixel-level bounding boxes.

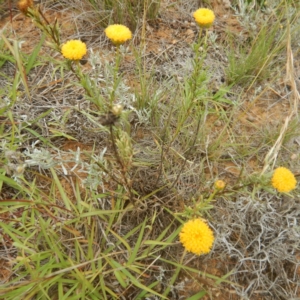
[193,8,215,28]
[61,40,87,60]
[179,218,214,255]
[105,24,132,45]
[215,180,225,190]
[271,167,297,193]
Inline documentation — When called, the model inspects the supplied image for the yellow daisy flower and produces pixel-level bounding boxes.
[61,40,87,60]
[193,8,215,28]
[271,167,297,193]
[105,24,132,45]
[215,180,225,190]
[179,218,214,255]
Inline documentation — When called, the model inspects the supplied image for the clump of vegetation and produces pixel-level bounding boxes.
[0,0,300,299]
[88,0,161,30]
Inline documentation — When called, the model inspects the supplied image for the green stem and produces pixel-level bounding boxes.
[110,45,122,106]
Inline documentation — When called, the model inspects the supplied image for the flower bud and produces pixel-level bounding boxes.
[17,0,33,14]
[215,180,225,190]
[111,104,123,116]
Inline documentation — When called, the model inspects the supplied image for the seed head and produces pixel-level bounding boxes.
[17,0,33,14]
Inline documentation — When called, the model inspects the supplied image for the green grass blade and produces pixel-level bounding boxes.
[187,290,207,300]
[25,34,46,74]
[49,168,73,211]
[127,218,147,265]
[1,34,31,100]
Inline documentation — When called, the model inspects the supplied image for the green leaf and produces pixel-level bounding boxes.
[127,218,147,265]
[50,168,74,211]
[187,290,207,300]
[25,34,46,74]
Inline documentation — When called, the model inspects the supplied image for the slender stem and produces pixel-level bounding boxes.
[109,125,135,204]
[170,113,202,189]
[110,45,121,106]
[169,28,208,189]
[69,61,97,104]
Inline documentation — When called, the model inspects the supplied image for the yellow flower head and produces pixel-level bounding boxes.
[179,218,214,255]
[61,40,87,60]
[215,180,225,190]
[17,0,33,14]
[193,8,215,28]
[271,167,297,193]
[105,24,132,45]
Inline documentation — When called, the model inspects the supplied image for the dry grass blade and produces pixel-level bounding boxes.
[1,34,31,101]
[261,25,299,174]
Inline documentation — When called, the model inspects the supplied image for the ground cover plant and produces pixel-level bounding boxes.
[0,0,300,299]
